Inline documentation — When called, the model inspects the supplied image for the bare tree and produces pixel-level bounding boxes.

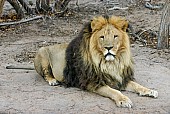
[157,0,170,49]
[1,0,34,18]
[0,0,72,19]
[36,0,71,15]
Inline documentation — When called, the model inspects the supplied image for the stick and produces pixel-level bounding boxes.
[145,2,163,10]
[0,15,43,27]
[108,6,128,10]
[6,65,35,70]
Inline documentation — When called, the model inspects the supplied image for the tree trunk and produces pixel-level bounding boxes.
[0,0,5,17]
[36,0,51,13]
[41,0,50,11]
[2,0,71,19]
[54,0,71,15]
[18,0,34,14]
[7,0,24,19]
[36,0,71,15]
[157,0,170,49]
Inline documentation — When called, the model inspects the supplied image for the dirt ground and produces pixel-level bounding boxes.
[0,0,170,113]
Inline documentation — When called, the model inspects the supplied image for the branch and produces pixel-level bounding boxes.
[127,24,147,44]
[0,15,43,26]
[6,65,34,70]
[145,2,163,10]
[108,6,128,11]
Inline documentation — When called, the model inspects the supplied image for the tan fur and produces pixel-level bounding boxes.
[34,16,158,108]
[34,44,67,85]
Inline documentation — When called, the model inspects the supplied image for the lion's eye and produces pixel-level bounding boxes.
[114,35,118,39]
[99,36,104,40]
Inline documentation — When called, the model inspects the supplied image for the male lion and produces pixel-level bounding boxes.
[34,15,158,108]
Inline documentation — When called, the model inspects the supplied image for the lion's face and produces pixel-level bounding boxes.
[90,16,129,62]
[94,24,123,61]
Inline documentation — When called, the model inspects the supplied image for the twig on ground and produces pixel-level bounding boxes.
[145,2,163,10]
[127,24,147,44]
[132,32,147,44]
[6,65,35,70]
[7,41,59,45]
[0,15,43,27]
[108,6,128,10]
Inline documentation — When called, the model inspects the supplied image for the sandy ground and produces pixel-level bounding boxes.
[0,0,170,113]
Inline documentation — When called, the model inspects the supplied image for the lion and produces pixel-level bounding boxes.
[34,15,158,108]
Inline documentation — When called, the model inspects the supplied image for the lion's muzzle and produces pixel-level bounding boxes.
[103,46,116,61]
[104,52,116,61]
[104,50,116,61]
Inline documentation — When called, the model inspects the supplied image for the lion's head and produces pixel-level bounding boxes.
[83,16,131,66]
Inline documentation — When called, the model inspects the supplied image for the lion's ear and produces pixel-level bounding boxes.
[109,16,128,32]
[91,16,107,32]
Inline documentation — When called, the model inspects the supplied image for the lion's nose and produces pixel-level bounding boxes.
[104,46,113,50]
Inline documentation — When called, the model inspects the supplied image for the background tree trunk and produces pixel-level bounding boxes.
[36,0,51,13]
[36,0,71,15]
[18,0,34,14]
[0,0,5,17]
[157,0,170,49]
[54,0,71,15]
[1,0,72,19]
[7,0,25,18]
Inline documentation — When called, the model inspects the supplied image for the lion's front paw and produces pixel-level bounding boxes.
[115,95,133,108]
[139,89,158,98]
[149,90,158,98]
[49,79,59,86]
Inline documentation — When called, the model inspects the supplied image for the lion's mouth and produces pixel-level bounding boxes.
[104,52,116,61]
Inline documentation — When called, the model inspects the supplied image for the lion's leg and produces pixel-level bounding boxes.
[94,85,133,108]
[126,81,158,98]
[42,67,59,86]
[36,47,59,86]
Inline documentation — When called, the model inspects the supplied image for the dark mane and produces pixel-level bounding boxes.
[63,22,92,89]
[63,19,134,91]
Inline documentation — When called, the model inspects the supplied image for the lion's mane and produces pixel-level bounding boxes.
[63,16,134,91]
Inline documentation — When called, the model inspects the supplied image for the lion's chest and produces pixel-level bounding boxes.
[100,62,122,83]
